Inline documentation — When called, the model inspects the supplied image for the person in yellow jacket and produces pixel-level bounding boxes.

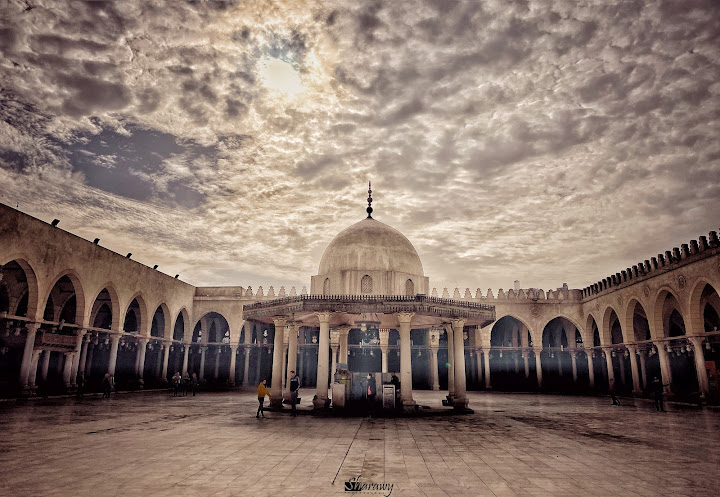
[256,379,270,418]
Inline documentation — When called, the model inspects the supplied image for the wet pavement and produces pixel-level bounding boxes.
[1,389,719,496]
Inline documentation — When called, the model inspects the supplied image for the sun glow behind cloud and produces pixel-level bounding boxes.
[258,57,304,97]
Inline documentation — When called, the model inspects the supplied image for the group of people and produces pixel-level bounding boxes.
[171,372,199,397]
[256,370,301,418]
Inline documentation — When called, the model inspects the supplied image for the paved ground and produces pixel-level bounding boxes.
[1,389,719,497]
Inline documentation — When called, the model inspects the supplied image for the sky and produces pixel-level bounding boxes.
[1,0,719,294]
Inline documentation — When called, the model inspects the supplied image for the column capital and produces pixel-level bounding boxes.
[316,311,332,324]
[450,318,466,329]
[337,325,351,335]
[330,330,340,346]
[396,312,414,325]
[379,328,390,346]
[272,317,287,328]
[428,329,441,347]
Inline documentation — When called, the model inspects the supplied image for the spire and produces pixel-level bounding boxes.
[366,181,373,218]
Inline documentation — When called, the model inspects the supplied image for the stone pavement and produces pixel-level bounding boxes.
[1,389,719,497]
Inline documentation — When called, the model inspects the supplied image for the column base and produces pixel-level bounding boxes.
[270,397,284,410]
[452,396,469,410]
[313,395,330,410]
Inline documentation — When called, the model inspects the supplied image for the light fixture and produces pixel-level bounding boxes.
[93,238,100,244]
[174,275,179,279]
[153,265,158,270]
[51,219,60,227]
[706,342,711,351]
[126,253,132,258]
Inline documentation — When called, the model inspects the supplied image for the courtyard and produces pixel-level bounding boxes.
[1,390,719,497]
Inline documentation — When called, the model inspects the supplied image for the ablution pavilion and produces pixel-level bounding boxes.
[1,184,720,410]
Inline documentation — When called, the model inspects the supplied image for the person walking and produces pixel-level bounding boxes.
[651,376,668,411]
[609,379,620,406]
[366,373,377,417]
[256,379,270,418]
[191,373,198,396]
[289,371,299,417]
[182,372,190,396]
[172,371,181,397]
[102,373,112,399]
[76,371,85,399]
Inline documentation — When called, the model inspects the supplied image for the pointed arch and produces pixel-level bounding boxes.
[87,283,121,330]
[624,297,651,342]
[122,293,148,334]
[150,303,171,338]
[42,269,86,326]
[652,287,685,339]
[0,257,39,320]
[172,307,190,341]
[688,279,720,335]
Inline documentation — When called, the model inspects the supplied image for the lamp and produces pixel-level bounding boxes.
[126,253,132,258]
[153,265,158,270]
[93,238,100,244]
[51,219,60,227]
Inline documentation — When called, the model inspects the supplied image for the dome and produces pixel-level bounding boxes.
[318,218,424,276]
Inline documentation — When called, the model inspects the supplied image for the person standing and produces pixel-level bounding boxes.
[256,379,270,418]
[366,373,377,417]
[182,372,190,396]
[172,371,181,397]
[609,379,620,406]
[651,376,667,411]
[289,371,299,417]
[191,373,198,396]
[102,373,112,399]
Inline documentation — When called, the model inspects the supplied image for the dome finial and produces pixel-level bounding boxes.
[366,181,373,218]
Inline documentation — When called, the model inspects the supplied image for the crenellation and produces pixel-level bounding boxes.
[268,286,275,297]
[256,286,264,297]
[681,244,690,258]
[278,286,286,297]
[651,257,658,270]
[453,288,461,299]
[464,288,472,299]
[486,289,494,299]
[442,288,450,299]
[699,236,708,251]
[517,289,526,299]
[301,286,308,295]
[475,288,482,299]
[497,289,506,299]
[431,287,438,297]
[710,231,719,246]
[673,247,681,261]
[290,286,297,296]
[644,260,651,273]
[690,239,699,254]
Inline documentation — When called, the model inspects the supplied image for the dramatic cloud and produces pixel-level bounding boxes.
[1,0,719,293]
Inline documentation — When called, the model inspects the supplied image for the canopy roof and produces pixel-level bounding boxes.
[243,294,496,329]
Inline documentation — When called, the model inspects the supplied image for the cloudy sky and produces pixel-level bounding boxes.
[1,0,719,294]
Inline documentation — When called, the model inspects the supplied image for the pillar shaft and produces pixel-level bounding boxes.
[243,346,251,386]
[29,350,41,387]
[656,343,673,393]
[270,320,286,408]
[339,327,350,366]
[483,350,491,388]
[523,353,530,379]
[445,324,455,398]
[213,348,220,380]
[618,354,627,386]
[570,351,578,383]
[19,324,39,389]
[452,319,467,408]
[161,344,171,380]
[62,352,74,386]
[380,346,389,373]
[287,323,299,386]
[430,346,440,390]
[229,345,238,386]
[314,312,331,408]
[689,336,710,397]
[107,334,121,376]
[627,345,642,394]
[639,351,648,390]
[330,345,338,381]
[534,349,543,387]
[398,312,415,407]
[603,347,615,388]
[70,330,86,385]
[84,345,93,377]
[199,347,207,379]
[79,337,90,377]
[282,344,289,389]
[182,344,191,375]
[136,339,147,378]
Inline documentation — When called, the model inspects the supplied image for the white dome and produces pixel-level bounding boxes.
[318,218,424,276]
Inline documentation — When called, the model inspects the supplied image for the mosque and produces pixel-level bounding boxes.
[1,185,719,410]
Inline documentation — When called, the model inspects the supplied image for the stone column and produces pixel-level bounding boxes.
[28,350,41,387]
[570,350,578,384]
[452,319,468,409]
[688,336,710,398]
[397,312,415,407]
[79,335,90,377]
[603,347,615,388]
[445,323,455,398]
[70,330,86,385]
[270,319,286,409]
[19,324,39,390]
[429,329,440,391]
[379,328,390,373]
[41,349,51,381]
[523,351,530,379]
[483,350,491,388]
[213,347,220,380]
[242,322,252,386]
[313,312,331,409]
[255,347,262,384]
[161,344,171,380]
[655,342,673,393]
[587,351,595,388]
[229,344,238,386]
[181,344,189,376]
[199,346,207,380]
[84,344,93,377]
[330,329,339,381]
[534,348,543,388]
[287,322,299,386]
[62,352,74,386]
[618,353,627,386]
[639,350,648,390]
[338,326,350,367]
[154,345,163,378]
[136,338,148,378]
[282,342,289,389]
[107,334,121,376]
[627,345,642,394]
